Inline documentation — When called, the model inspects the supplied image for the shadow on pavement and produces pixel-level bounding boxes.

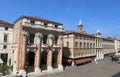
[112,72,120,77]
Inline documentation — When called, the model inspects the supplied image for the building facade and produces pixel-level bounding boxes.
[95,30,103,60]
[63,21,116,66]
[12,16,64,76]
[102,38,115,57]
[114,39,120,55]
[0,20,14,66]
[63,22,96,66]
[0,17,119,76]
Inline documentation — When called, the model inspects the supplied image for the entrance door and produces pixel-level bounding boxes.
[27,52,35,72]
[41,51,47,71]
[52,50,58,69]
[1,53,8,64]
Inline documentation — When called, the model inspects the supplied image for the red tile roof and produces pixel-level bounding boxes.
[0,20,13,26]
[65,30,96,37]
[15,16,63,25]
[103,37,120,41]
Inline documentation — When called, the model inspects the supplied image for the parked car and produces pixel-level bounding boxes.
[111,56,120,63]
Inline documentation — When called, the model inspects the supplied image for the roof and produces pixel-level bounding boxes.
[64,30,95,37]
[0,20,13,27]
[102,38,114,42]
[103,37,120,41]
[14,16,63,25]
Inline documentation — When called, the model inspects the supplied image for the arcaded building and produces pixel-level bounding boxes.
[102,38,115,57]
[13,16,64,76]
[0,20,14,66]
[63,21,96,66]
[63,21,116,66]
[114,38,120,55]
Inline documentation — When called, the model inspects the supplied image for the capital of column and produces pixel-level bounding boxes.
[58,35,64,47]
[35,32,43,39]
[22,31,28,37]
[48,34,54,46]
[58,35,63,40]
[48,34,54,39]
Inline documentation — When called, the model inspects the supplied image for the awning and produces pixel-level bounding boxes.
[63,58,72,63]
[75,58,92,65]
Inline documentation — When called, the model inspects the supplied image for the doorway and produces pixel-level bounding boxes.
[27,52,35,72]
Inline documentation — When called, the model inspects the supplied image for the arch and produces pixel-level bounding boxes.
[41,50,48,71]
[26,51,35,72]
[52,49,59,69]
[27,51,35,66]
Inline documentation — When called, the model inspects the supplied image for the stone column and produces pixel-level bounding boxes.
[57,35,63,70]
[19,31,28,77]
[96,49,98,60]
[34,32,42,74]
[47,34,54,72]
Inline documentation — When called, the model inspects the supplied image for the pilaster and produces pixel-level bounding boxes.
[34,32,43,74]
[19,31,28,76]
[57,35,63,70]
[47,34,54,72]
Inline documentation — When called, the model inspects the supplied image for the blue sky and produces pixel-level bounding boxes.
[0,0,120,37]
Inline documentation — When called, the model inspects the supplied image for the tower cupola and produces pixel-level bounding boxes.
[78,20,83,32]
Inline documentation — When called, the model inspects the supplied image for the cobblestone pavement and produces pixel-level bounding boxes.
[37,58,120,77]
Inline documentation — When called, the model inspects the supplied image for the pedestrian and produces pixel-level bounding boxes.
[16,72,20,77]
[96,61,98,64]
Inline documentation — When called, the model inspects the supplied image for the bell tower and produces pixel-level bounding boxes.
[78,20,83,32]
[96,29,102,37]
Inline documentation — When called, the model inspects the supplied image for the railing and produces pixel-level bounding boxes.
[24,22,64,32]
[0,42,13,45]
[0,49,13,53]
[27,44,37,48]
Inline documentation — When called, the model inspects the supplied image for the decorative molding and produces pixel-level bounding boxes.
[48,34,54,39]
[35,32,43,38]
[22,31,28,37]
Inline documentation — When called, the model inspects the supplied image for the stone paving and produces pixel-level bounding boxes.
[37,58,120,77]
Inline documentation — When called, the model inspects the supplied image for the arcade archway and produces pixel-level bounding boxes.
[27,51,35,72]
[52,49,59,69]
[41,50,48,71]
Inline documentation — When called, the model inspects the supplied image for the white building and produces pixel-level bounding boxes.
[0,20,14,66]
[114,39,120,55]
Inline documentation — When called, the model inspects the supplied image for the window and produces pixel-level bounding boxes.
[44,23,48,27]
[76,35,79,39]
[4,34,8,42]
[118,51,120,53]
[93,43,95,48]
[27,34,35,44]
[87,37,89,40]
[84,43,86,48]
[90,43,92,48]
[80,36,82,39]
[87,43,89,48]
[67,35,69,39]
[5,27,8,30]
[80,42,82,48]
[75,42,78,48]
[43,35,47,44]
[3,45,7,49]
[1,54,8,63]
[30,20,35,24]
[55,25,58,28]
[55,36,58,45]
[66,42,69,47]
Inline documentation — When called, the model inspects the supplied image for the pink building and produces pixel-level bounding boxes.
[13,16,64,76]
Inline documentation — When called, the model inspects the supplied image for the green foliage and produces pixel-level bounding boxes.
[0,65,7,73]
[10,65,13,71]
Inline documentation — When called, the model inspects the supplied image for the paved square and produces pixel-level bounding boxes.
[38,58,120,77]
